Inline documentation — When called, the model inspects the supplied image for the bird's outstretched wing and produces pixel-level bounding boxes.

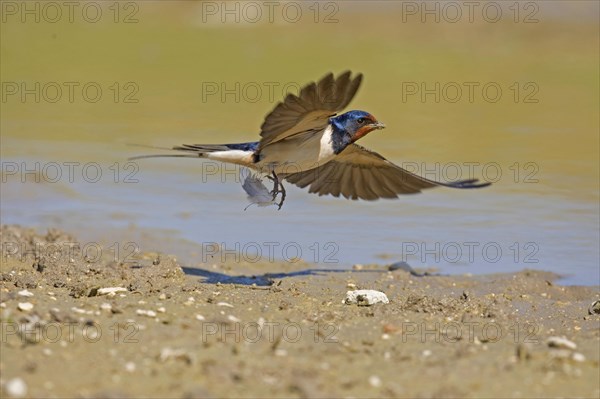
[282,144,491,200]
[259,71,362,149]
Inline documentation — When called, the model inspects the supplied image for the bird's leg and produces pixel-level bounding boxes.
[276,181,286,210]
[269,171,280,201]
[266,171,286,209]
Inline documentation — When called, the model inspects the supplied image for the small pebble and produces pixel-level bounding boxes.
[184,297,195,306]
[17,290,34,297]
[217,302,234,308]
[368,375,382,388]
[97,287,127,296]
[84,328,100,340]
[136,309,157,318]
[157,307,166,313]
[100,303,112,311]
[195,314,205,321]
[547,336,577,350]
[228,315,241,323]
[344,290,389,306]
[159,348,192,364]
[17,302,34,312]
[274,349,287,357]
[125,362,136,372]
[5,378,27,398]
[383,324,399,333]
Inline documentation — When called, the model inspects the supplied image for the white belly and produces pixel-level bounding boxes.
[256,125,337,174]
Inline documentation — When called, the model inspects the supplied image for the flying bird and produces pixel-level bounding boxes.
[132,71,490,209]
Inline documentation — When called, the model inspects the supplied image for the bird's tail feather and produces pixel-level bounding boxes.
[127,143,202,161]
[173,144,233,152]
[128,153,201,160]
[128,142,258,161]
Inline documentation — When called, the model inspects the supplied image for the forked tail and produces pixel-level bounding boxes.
[128,142,259,162]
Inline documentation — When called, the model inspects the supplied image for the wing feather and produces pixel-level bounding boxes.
[282,144,491,200]
[340,165,358,199]
[259,71,363,148]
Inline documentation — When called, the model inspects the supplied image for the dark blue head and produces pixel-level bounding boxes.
[329,110,386,143]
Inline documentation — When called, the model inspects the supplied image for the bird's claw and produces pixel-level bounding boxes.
[269,172,286,210]
[277,181,286,210]
[270,187,286,210]
[275,184,287,210]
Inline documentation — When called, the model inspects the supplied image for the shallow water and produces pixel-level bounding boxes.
[2,139,598,285]
[1,2,598,285]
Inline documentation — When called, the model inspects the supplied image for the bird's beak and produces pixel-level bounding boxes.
[371,122,386,130]
[353,121,386,142]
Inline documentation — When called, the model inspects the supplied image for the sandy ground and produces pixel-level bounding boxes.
[0,225,599,398]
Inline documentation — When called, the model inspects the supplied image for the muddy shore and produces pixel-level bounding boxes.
[1,225,598,398]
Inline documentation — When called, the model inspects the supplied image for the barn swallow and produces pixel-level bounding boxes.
[132,71,490,209]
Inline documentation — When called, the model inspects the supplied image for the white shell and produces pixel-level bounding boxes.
[344,290,389,306]
[547,336,577,350]
[136,309,157,318]
[17,302,34,312]
[97,287,128,296]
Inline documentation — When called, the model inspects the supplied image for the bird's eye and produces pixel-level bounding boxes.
[357,118,365,124]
